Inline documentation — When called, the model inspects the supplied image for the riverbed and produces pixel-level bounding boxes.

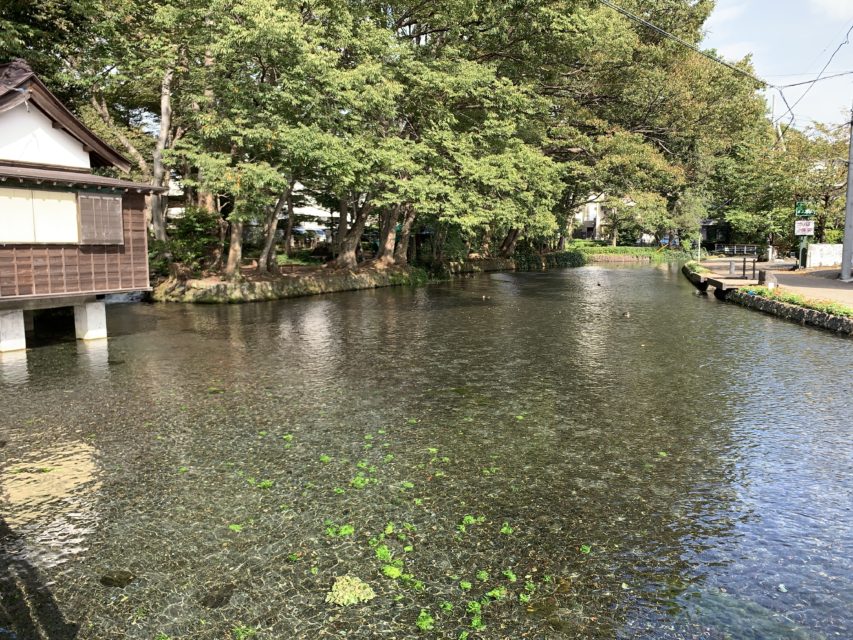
[1,264,850,639]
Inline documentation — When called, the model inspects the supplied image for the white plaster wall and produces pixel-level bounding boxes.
[0,103,91,168]
[806,244,843,268]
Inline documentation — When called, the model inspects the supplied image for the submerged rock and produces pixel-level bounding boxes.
[99,570,135,588]
[200,583,236,608]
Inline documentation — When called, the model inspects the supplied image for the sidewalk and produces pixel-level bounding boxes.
[774,268,853,307]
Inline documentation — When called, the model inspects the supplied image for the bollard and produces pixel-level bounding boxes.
[729,260,736,275]
[752,260,756,279]
[742,257,747,279]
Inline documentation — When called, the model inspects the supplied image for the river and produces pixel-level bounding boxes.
[1,264,850,639]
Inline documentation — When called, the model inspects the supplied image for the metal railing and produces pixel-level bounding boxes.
[714,244,759,256]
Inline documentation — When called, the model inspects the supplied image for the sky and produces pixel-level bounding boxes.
[701,0,853,129]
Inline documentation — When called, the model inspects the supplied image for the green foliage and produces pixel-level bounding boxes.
[6,0,827,276]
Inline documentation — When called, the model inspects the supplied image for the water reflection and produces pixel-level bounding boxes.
[0,350,28,386]
[76,340,109,379]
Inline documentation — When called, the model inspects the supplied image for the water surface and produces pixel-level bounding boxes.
[1,264,851,639]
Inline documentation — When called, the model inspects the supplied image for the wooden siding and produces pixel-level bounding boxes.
[0,192,149,300]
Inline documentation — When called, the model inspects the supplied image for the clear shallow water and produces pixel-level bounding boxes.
[1,264,850,639]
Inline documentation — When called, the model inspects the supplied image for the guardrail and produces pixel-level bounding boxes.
[714,244,759,256]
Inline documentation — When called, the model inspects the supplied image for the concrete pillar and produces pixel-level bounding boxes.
[74,301,107,341]
[0,309,27,352]
[23,310,34,332]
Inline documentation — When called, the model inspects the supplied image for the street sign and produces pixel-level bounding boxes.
[795,201,815,217]
[795,220,815,236]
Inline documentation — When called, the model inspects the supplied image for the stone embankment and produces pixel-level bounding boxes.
[153,267,421,303]
[727,290,853,335]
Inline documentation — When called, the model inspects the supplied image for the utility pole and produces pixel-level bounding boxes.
[842,102,853,281]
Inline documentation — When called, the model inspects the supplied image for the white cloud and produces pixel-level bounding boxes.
[810,0,853,20]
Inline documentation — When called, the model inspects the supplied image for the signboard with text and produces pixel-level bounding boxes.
[795,220,815,236]
[795,201,815,217]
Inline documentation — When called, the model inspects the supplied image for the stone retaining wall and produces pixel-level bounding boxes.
[727,290,853,335]
[153,268,419,304]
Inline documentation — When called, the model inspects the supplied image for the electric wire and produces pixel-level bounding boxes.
[774,22,853,125]
[594,0,769,87]
[595,0,851,133]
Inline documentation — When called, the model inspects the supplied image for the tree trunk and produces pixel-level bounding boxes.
[334,197,348,257]
[257,188,289,274]
[281,187,296,258]
[394,206,416,265]
[375,205,400,267]
[334,202,371,269]
[224,219,244,279]
[499,228,520,257]
[150,66,174,242]
[211,213,228,273]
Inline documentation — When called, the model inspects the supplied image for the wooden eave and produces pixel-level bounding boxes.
[0,163,165,193]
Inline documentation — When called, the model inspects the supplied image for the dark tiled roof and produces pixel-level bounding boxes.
[0,59,35,97]
[0,164,165,192]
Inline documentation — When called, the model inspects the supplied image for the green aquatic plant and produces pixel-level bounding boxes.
[228,524,243,533]
[178,466,189,474]
[325,575,376,606]
[476,570,489,582]
[579,544,592,555]
[383,565,403,579]
[458,514,485,533]
[333,487,346,495]
[319,454,332,463]
[232,625,257,639]
[383,454,394,463]
[400,481,415,491]
[459,580,472,591]
[485,586,507,600]
[350,474,370,490]
[416,609,435,631]
[256,479,274,490]
[503,569,517,582]
[500,522,514,535]
[282,433,293,442]
[375,545,393,562]
[324,521,354,537]
[440,601,453,613]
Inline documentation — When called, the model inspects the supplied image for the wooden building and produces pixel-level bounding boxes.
[0,59,162,352]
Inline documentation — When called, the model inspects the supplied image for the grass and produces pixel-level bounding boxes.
[571,243,692,262]
[684,260,711,274]
[744,286,853,318]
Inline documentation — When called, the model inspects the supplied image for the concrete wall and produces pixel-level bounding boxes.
[806,244,843,268]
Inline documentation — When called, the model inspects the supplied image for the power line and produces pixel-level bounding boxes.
[594,0,769,88]
[779,70,853,88]
[774,22,853,125]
